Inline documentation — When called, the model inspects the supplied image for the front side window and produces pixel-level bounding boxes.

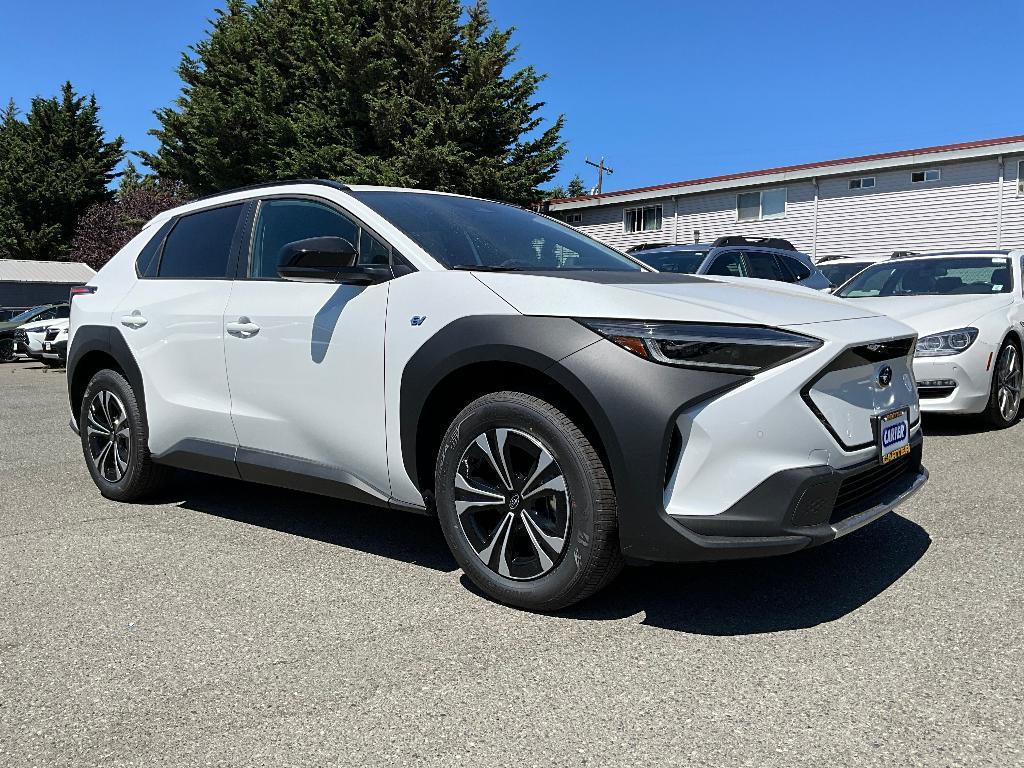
[837,256,1013,298]
[737,188,787,221]
[250,199,367,279]
[158,204,243,279]
[705,251,746,277]
[352,191,644,272]
[624,205,662,233]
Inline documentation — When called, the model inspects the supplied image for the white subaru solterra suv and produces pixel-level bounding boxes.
[68,180,928,610]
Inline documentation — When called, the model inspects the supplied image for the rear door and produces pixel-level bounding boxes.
[222,196,394,504]
[745,250,790,283]
[112,203,245,458]
[703,250,748,277]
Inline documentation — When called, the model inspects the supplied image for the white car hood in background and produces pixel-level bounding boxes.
[844,294,1013,336]
[20,318,69,333]
[474,273,879,327]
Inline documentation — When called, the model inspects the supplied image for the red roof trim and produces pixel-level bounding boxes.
[550,134,1024,204]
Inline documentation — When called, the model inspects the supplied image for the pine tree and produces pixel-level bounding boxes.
[141,0,566,205]
[566,174,586,198]
[0,82,124,260]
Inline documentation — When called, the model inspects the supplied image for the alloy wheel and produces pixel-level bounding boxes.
[454,428,570,580]
[996,343,1022,422]
[86,390,131,482]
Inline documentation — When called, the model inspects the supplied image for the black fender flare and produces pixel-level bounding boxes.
[67,325,147,426]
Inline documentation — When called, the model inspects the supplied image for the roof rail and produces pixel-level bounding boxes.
[625,242,675,253]
[191,178,352,203]
[889,250,919,259]
[711,235,796,251]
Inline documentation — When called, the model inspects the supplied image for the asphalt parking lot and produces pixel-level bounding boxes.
[1,359,1021,767]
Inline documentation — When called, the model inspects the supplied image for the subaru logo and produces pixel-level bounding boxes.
[878,365,893,387]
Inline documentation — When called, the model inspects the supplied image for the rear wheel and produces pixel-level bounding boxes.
[435,391,623,611]
[984,337,1022,428]
[80,369,172,501]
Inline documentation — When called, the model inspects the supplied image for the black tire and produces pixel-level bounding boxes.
[435,391,623,611]
[79,369,172,501]
[983,337,1023,428]
[0,339,14,362]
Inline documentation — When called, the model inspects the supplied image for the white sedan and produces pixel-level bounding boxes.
[835,251,1023,426]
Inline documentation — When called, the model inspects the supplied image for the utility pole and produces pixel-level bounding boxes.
[585,156,614,195]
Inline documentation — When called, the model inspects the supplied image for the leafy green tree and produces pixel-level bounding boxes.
[141,0,565,206]
[0,82,124,260]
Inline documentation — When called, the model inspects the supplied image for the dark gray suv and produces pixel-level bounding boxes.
[630,236,831,290]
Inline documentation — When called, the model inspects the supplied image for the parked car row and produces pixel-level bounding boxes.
[0,302,70,366]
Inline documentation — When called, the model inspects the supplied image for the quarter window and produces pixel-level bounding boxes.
[251,199,383,279]
[158,204,243,279]
[781,255,812,281]
[624,205,662,233]
[706,251,746,277]
[911,169,940,183]
[746,251,787,281]
[848,176,875,190]
[737,188,787,221]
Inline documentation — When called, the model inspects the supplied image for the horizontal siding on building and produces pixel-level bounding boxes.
[573,155,1024,260]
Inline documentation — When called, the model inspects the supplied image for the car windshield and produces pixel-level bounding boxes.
[836,256,1014,298]
[8,305,47,323]
[819,262,872,287]
[635,250,708,274]
[352,191,644,271]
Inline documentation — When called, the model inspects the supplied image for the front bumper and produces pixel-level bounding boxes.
[913,348,993,414]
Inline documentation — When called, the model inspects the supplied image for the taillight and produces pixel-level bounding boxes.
[70,285,96,299]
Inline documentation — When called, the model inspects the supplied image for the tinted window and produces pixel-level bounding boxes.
[158,204,243,279]
[251,199,363,278]
[636,249,708,274]
[360,229,391,265]
[352,191,643,272]
[706,251,746,277]
[56,305,70,319]
[819,262,870,287]
[838,257,1014,298]
[783,255,812,281]
[9,306,48,324]
[747,251,787,281]
[136,221,172,278]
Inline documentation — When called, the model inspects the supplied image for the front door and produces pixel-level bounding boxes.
[223,197,393,503]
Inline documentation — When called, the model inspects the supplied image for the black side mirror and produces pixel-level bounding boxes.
[276,237,391,285]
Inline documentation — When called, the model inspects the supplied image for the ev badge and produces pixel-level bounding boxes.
[410,315,427,327]
[877,364,893,387]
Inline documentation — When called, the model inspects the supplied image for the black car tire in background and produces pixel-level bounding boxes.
[0,338,14,362]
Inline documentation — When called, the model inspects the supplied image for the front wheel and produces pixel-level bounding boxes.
[435,391,623,611]
[0,339,14,362]
[983,337,1022,428]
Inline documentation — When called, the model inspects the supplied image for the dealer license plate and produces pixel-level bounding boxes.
[878,408,910,465]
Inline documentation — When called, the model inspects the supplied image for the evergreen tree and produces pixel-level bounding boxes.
[0,82,124,260]
[141,0,565,205]
[566,174,586,198]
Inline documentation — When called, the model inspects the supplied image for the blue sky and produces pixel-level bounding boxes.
[1,1,1022,193]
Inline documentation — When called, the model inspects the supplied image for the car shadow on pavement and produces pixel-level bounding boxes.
[161,471,458,573]
[553,512,931,635]
[920,413,999,436]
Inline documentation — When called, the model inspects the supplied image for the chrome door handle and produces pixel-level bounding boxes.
[120,312,147,329]
[226,317,260,338]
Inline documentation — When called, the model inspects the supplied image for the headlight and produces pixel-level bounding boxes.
[915,327,978,357]
[577,319,822,374]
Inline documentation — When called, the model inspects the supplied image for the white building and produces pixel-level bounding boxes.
[547,135,1024,260]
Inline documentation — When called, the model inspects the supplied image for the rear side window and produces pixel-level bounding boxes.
[158,204,243,279]
[136,221,173,278]
[56,305,70,319]
[747,251,787,281]
[782,255,812,281]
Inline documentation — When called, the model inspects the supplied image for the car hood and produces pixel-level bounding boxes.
[474,272,879,327]
[21,318,69,333]
[842,294,1013,335]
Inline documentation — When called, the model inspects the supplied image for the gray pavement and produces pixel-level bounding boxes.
[0,359,1021,767]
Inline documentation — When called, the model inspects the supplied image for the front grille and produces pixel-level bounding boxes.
[44,328,60,341]
[830,443,921,524]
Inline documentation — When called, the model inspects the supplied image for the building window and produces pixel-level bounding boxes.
[564,212,583,225]
[911,169,940,183]
[1017,160,1024,196]
[849,176,876,190]
[624,205,662,233]
[737,188,787,222]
